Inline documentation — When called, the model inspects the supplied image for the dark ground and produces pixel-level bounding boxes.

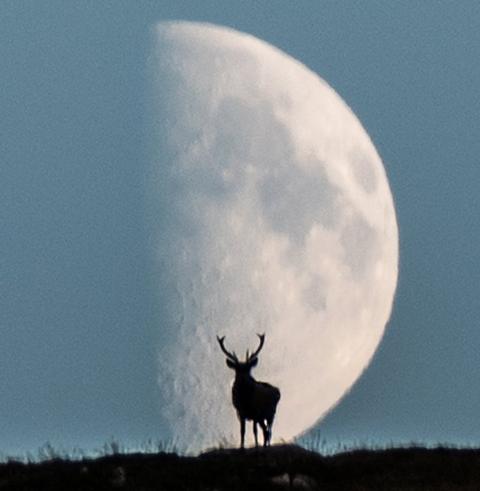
[2,444,480,490]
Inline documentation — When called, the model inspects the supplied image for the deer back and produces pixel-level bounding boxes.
[233,377,280,420]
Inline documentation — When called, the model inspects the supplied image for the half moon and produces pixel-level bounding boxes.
[147,21,398,451]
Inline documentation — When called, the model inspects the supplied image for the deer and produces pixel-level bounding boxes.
[217,333,281,449]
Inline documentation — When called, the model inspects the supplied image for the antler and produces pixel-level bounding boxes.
[247,333,265,362]
[217,336,239,362]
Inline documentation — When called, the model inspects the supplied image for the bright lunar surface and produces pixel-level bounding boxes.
[147,21,398,451]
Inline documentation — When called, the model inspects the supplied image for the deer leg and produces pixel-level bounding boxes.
[259,420,269,447]
[253,421,258,447]
[266,416,274,446]
[240,418,246,449]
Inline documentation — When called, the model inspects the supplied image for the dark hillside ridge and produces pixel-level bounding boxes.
[2,444,480,490]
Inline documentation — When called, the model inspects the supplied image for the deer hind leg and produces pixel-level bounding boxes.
[253,421,259,447]
[266,415,274,446]
[240,417,246,449]
[259,420,270,447]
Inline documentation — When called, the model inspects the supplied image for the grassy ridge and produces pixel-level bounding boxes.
[2,444,480,490]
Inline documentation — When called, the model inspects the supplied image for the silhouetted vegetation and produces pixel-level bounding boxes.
[2,443,480,490]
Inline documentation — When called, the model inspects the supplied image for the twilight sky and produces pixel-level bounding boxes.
[2,1,480,455]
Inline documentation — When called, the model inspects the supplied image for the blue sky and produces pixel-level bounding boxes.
[2,1,480,454]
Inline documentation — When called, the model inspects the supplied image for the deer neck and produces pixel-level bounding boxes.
[233,373,255,389]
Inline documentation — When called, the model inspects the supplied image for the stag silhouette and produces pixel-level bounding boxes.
[217,334,281,448]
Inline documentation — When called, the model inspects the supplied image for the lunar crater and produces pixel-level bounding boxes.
[351,150,378,194]
[340,213,379,280]
[212,97,295,186]
[259,157,340,245]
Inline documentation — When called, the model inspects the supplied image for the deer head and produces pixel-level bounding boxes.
[217,334,265,374]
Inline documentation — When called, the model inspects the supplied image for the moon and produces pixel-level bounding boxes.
[147,21,398,451]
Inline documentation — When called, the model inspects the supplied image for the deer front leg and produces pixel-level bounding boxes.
[240,417,246,449]
[253,421,258,447]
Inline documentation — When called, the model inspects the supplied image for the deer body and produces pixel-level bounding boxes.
[218,334,281,448]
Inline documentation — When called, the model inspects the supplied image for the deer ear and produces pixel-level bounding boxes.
[248,357,258,368]
[226,359,236,369]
